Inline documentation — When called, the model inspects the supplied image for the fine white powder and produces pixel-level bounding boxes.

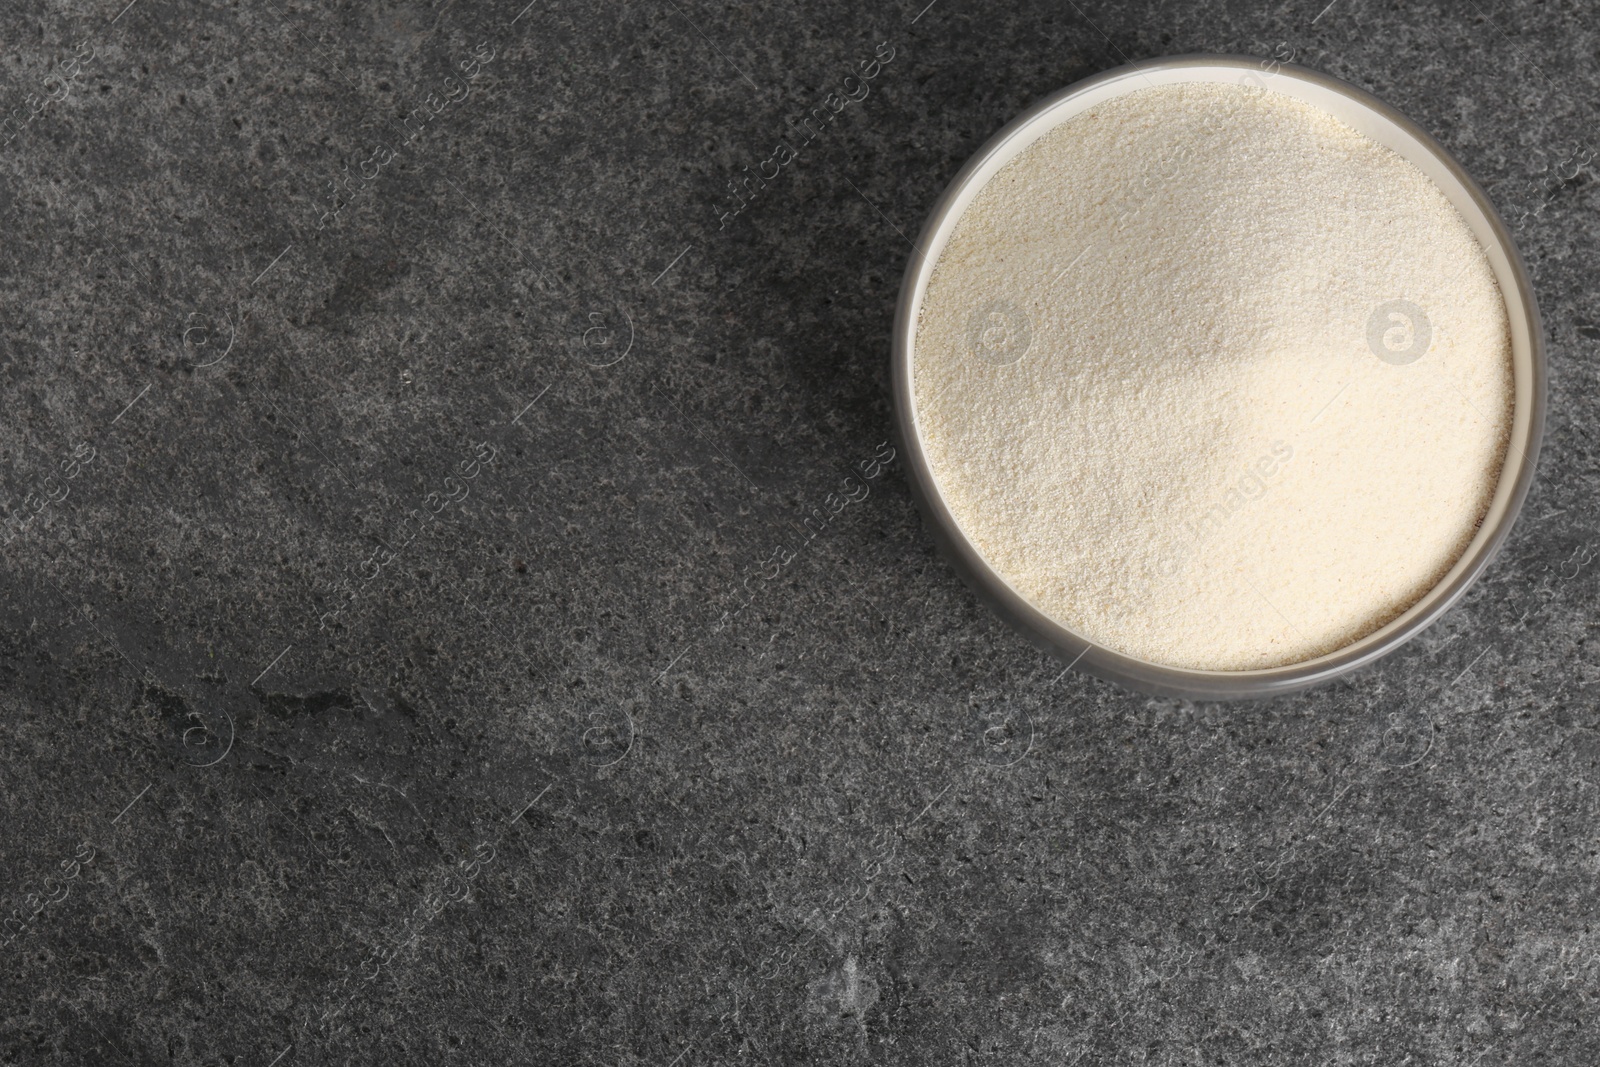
[914,82,1513,670]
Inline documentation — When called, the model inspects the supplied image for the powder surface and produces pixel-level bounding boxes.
[914,82,1513,671]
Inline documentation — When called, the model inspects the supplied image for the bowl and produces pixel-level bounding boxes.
[890,54,1546,700]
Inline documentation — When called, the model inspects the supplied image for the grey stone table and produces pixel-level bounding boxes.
[0,0,1594,1063]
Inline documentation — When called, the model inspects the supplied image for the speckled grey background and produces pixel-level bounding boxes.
[0,0,1595,1063]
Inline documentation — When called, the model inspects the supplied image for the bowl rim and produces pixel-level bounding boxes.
[889,52,1548,701]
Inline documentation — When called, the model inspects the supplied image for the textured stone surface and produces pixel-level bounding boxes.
[0,0,1596,1064]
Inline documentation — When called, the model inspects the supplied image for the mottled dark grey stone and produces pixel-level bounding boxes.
[0,0,1596,1063]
